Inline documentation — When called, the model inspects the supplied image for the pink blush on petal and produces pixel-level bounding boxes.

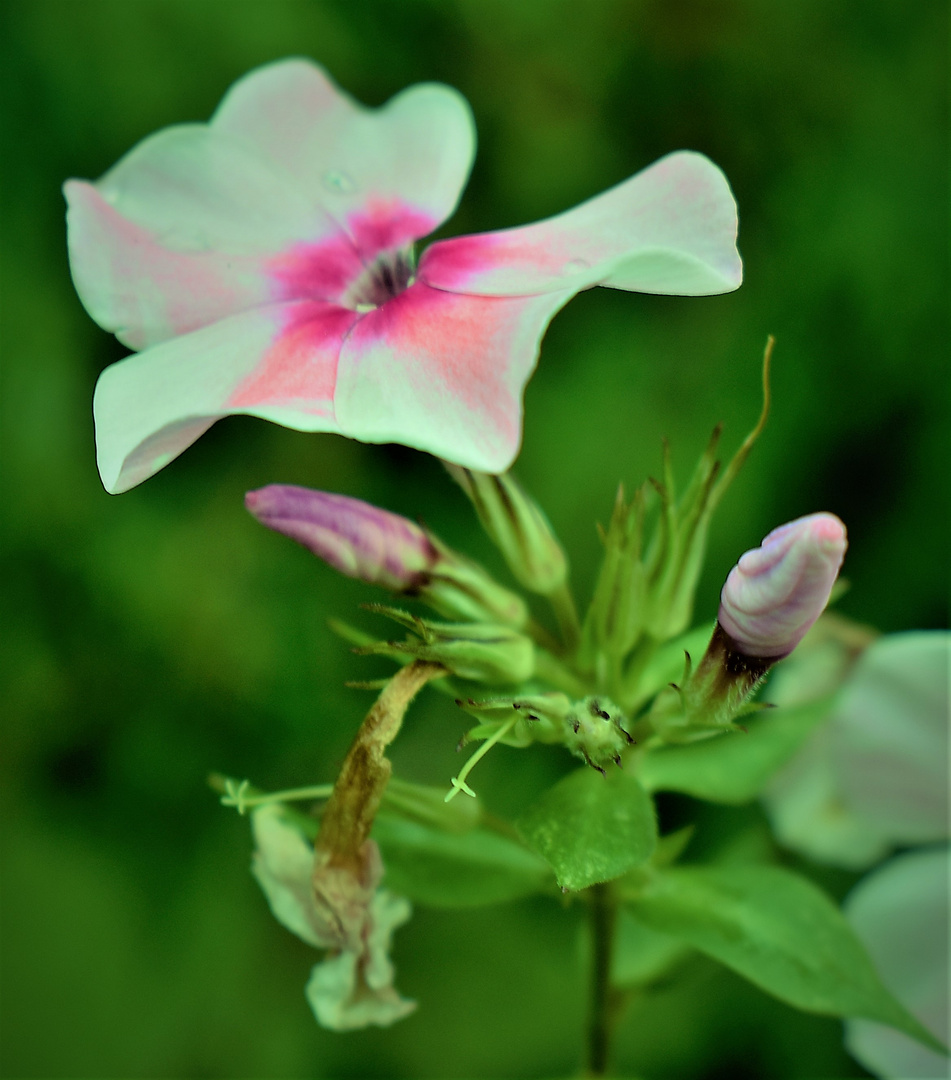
[266,202,437,306]
[346,283,536,445]
[229,302,359,412]
[355,285,488,387]
[65,180,271,348]
[347,198,437,258]
[420,231,572,291]
[267,234,366,305]
[418,233,506,289]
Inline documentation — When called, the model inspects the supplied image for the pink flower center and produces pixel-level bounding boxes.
[340,248,417,311]
[267,201,435,312]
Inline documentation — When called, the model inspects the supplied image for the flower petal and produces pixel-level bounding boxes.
[251,806,334,950]
[64,178,290,350]
[212,58,476,252]
[94,301,355,493]
[333,282,574,472]
[718,513,848,659]
[420,150,741,297]
[305,941,416,1031]
[762,727,891,870]
[845,849,950,1079]
[830,632,950,846]
[66,59,476,350]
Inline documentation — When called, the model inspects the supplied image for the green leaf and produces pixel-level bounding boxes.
[516,768,657,891]
[372,813,550,908]
[626,864,946,1054]
[613,910,692,987]
[638,697,834,803]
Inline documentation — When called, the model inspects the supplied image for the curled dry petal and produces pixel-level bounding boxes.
[245,484,437,591]
[718,513,847,659]
[251,807,416,1030]
[248,663,444,1031]
[66,58,743,493]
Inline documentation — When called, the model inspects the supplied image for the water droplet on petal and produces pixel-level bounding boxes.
[563,258,590,274]
[322,170,358,195]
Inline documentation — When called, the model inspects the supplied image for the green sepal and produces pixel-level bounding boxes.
[579,483,647,671]
[455,692,571,747]
[622,622,714,712]
[637,696,835,803]
[421,538,530,629]
[638,430,723,642]
[357,604,535,685]
[651,825,695,867]
[625,863,947,1055]
[372,812,550,907]
[516,767,657,892]
[445,465,568,595]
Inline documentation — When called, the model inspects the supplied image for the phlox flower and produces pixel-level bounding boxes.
[65,58,742,494]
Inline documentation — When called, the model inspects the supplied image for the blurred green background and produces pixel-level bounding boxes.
[1,1,947,1077]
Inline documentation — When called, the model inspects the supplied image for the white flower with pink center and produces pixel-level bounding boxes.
[65,58,742,494]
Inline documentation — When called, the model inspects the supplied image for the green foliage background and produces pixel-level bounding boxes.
[1,2,947,1077]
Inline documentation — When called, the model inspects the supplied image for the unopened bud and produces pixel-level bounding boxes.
[246,485,528,628]
[246,485,436,592]
[718,513,848,659]
[650,512,847,743]
[421,623,535,685]
[446,466,568,595]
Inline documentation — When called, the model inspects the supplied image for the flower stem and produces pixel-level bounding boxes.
[586,882,618,1078]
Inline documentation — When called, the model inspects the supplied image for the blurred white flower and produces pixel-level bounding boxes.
[762,630,950,1076]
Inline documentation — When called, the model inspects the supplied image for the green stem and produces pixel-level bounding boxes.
[586,882,618,1077]
[548,581,582,653]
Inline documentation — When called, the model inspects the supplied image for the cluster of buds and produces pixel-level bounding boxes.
[247,474,848,764]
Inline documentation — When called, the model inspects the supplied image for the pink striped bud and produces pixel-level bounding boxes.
[246,485,528,627]
[718,513,848,659]
[246,485,436,592]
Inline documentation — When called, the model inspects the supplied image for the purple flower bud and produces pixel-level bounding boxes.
[245,485,437,592]
[718,513,848,659]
